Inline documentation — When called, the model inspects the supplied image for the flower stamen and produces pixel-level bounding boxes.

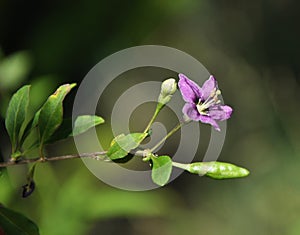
[196,89,222,115]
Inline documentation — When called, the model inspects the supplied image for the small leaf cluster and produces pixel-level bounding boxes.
[5,84,104,160]
[4,84,104,200]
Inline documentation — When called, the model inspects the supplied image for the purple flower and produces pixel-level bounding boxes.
[178,73,232,131]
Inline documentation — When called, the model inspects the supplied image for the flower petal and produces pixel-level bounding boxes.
[182,103,201,121]
[209,105,233,121]
[178,74,202,103]
[201,75,217,100]
[199,115,221,131]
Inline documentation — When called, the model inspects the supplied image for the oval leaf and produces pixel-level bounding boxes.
[107,133,147,160]
[38,83,76,145]
[72,115,104,136]
[0,204,39,235]
[5,85,30,153]
[151,155,172,186]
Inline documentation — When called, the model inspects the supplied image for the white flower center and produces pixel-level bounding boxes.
[196,88,221,115]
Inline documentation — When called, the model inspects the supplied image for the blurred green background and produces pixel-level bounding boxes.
[1,0,300,234]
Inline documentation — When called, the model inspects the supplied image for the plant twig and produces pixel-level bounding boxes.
[150,122,184,152]
[143,103,162,134]
[0,151,108,167]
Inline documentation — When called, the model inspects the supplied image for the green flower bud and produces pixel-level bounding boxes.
[188,161,250,179]
[158,78,177,105]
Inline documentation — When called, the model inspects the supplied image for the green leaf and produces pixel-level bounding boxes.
[72,115,104,136]
[31,110,41,129]
[151,155,172,186]
[0,204,39,235]
[45,118,73,144]
[5,85,30,153]
[45,115,105,144]
[109,133,125,147]
[37,83,76,146]
[107,133,147,160]
[19,110,40,147]
[188,161,250,179]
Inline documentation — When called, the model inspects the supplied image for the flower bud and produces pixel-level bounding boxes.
[158,78,177,105]
[188,161,250,179]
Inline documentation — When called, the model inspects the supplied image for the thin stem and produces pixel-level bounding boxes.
[0,151,108,168]
[143,103,163,134]
[39,144,44,160]
[172,161,189,170]
[150,122,185,152]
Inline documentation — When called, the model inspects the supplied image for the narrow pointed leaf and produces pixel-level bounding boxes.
[72,115,104,136]
[5,85,30,153]
[19,110,40,147]
[151,155,172,186]
[38,83,76,145]
[0,205,39,235]
[19,109,42,150]
[107,133,147,160]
